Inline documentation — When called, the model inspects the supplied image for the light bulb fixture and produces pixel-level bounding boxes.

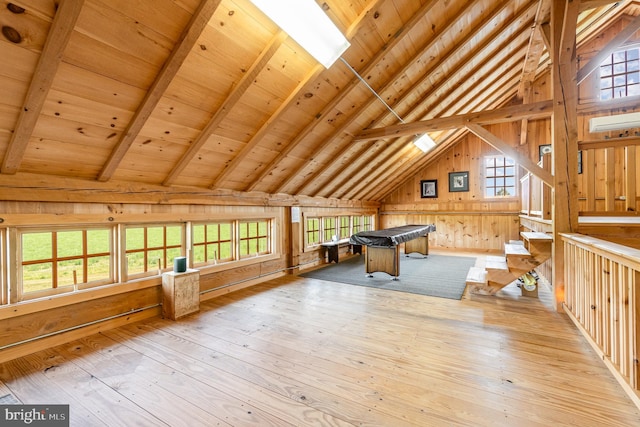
[249,0,350,68]
[413,133,436,152]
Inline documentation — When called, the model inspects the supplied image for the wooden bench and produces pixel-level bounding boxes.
[322,239,362,263]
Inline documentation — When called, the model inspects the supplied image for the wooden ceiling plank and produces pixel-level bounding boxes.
[246,0,442,193]
[162,30,287,187]
[299,0,521,197]
[467,123,553,186]
[97,0,222,182]
[354,99,553,142]
[576,13,640,85]
[1,0,85,175]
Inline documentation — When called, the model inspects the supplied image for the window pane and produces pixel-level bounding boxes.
[193,225,205,244]
[57,230,83,258]
[629,84,640,96]
[614,62,626,74]
[127,252,145,275]
[166,226,181,246]
[629,71,639,84]
[614,75,626,86]
[600,64,612,76]
[87,229,110,254]
[23,263,53,293]
[87,255,110,282]
[58,259,82,287]
[600,89,612,100]
[613,51,626,62]
[23,233,52,262]
[147,227,164,247]
[629,49,639,60]
[126,228,144,250]
[628,59,639,72]
[600,77,612,89]
[147,249,163,270]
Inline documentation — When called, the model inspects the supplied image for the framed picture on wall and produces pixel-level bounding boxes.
[539,144,552,160]
[449,171,469,192]
[420,179,437,198]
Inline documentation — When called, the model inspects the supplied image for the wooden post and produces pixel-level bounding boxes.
[551,0,580,311]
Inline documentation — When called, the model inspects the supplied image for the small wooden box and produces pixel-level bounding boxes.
[162,269,200,320]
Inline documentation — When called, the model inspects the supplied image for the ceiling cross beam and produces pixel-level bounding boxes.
[1,0,85,174]
[354,100,553,142]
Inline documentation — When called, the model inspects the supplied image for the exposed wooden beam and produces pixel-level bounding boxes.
[161,31,286,187]
[98,0,222,182]
[551,0,580,310]
[1,0,84,174]
[0,172,378,208]
[466,124,553,186]
[580,0,626,12]
[579,136,640,150]
[354,100,553,142]
[577,13,640,85]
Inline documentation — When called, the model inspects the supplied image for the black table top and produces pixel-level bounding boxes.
[349,224,436,247]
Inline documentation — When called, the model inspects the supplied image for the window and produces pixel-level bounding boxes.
[125,225,182,278]
[192,222,233,265]
[338,216,350,239]
[323,217,337,242]
[239,219,271,258]
[305,217,320,247]
[363,215,373,231]
[352,216,362,234]
[485,156,516,198]
[600,47,640,100]
[20,227,113,299]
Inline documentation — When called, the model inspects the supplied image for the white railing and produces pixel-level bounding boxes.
[561,233,640,406]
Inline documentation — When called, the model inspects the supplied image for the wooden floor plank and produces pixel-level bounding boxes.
[0,250,639,426]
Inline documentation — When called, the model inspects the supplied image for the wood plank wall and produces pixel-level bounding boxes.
[381,122,522,252]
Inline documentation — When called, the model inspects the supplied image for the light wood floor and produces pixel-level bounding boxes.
[1,251,639,426]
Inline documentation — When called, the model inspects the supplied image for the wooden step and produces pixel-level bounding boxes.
[465,266,487,285]
[504,243,537,274]
[485,255,507,270]
[520,231,553,242]
[520,231,552,263]
[465,267,494,296]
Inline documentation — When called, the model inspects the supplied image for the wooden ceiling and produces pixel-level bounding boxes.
[0,0,635,203]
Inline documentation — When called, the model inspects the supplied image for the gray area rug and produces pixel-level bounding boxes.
[301,253,477,300]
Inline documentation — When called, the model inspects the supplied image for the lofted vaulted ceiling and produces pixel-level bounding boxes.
[0,0,636,203]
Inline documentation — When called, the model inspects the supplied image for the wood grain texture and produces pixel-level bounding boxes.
[0,251,639,426]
